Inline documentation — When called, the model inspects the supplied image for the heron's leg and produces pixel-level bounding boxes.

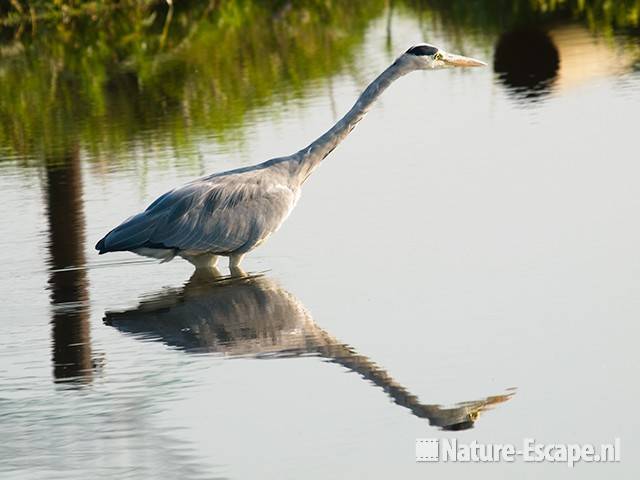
[189,265,223,283]
[229,254,246,277]
[186,253,219,270]
[230,265,248,278]
[229,253,244,269]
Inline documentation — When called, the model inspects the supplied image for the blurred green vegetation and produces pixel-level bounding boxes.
[405,0,640,35]
[0,0,638,165]
[0,0,385,165]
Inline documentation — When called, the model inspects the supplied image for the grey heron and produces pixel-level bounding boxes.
[96,44,485,271]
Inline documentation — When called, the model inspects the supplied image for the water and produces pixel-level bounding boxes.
[1,2,640,478]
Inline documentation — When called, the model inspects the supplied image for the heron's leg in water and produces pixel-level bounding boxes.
[189,265,223,283]
[229,253,245,269]
[230,265,248,278]
[187,253,219,270]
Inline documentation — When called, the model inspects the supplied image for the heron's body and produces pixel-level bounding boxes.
[97,159,303,268]
[96,44,485,270]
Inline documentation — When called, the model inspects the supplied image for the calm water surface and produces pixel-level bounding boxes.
[1,3,640,479]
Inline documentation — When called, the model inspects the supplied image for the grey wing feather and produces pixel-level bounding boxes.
[95,189,184,253]
[96,169,297,255]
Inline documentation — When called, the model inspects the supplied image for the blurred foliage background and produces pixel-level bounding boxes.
[0,0,638,165]
[0,0,386,165]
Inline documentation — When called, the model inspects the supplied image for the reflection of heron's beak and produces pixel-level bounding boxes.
[443,52,487,67]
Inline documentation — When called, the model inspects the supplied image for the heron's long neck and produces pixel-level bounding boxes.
[294,58,412,182]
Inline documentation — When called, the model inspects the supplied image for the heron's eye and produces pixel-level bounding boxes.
[434,52,443,61]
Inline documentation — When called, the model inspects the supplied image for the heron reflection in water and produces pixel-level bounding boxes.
[105,273,513,430]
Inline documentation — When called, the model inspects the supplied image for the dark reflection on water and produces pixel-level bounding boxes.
[44,149,94,384]
[105,272,514,430]
[494,29,560,101]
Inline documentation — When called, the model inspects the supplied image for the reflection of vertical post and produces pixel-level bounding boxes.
[45,147,93,384]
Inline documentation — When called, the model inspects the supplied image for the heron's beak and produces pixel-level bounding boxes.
[442,52,487,68]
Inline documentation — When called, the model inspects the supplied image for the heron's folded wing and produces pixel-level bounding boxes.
[96,189,180,253]
[148,176,296,253]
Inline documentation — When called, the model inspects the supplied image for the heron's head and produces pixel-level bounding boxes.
[402,43,486,70]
